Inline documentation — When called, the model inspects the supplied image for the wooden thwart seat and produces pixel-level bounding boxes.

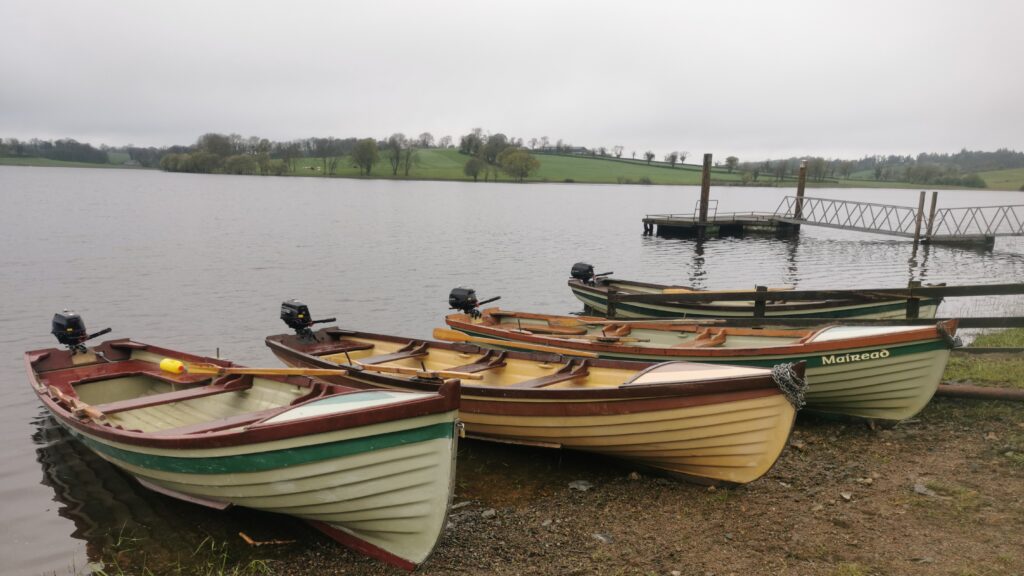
[93,376,254,415]
[447,350,508,373]
[672,328,727,348]
[602,324,632,337]
[509,359,590,389]
[358,341,429,365]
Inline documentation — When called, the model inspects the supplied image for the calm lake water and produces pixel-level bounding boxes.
[2,166,1023,574]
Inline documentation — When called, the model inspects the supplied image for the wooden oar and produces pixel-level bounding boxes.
[433,328,598,358]
[352,361,483,380]
[160,359,353,377]
[516,332,650,343]
[160,358,484,381]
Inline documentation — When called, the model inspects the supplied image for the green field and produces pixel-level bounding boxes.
[292,149,754,185]
[6,149,1023,190]
[0,156,137,169]
[976,167,1024,191]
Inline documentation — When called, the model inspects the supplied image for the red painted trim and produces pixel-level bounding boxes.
[26,341,460,450]
[307,520,418,571]
[266,334,785,401]
[446,314,954,359]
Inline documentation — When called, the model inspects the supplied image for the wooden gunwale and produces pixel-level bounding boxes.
[264,330,787,403]
[565,278,937,313]
[570,279,941,313]
[26,342,459,450]
[446,313,958,360]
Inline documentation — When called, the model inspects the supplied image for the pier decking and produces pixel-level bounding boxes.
[644,194,1024,246]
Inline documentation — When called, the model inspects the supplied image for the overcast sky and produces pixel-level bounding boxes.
[1,0,1021,160]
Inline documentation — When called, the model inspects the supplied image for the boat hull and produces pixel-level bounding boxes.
[454,317,950,422]
[52,409,457,570]
[570,280,940,320]
[456,326,948,423]
[266,335,799,486]
[27,342,459,571]
[458,391,795,485]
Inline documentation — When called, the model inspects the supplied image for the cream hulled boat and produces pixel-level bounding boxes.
[446,308,958,423]
[28,320,459,571]
[266,313,807,486]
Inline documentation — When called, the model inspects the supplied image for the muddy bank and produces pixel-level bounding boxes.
[42,399,1022,576]
[263,398,1021,576]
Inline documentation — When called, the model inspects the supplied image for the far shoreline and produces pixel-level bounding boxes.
[1,156,1019,192]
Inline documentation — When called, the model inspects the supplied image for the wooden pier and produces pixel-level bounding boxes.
[643,156,1024,247]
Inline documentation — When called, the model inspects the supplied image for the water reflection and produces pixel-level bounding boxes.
[31,413,309,573]
[689,239,707,287]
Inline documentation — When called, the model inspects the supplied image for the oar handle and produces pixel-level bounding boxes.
[354,361,484,380]
[433,328,598,358]
[158,358,351,377]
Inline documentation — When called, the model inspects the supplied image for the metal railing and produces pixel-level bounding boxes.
[773,196,921,237]
[773,196,1024,239]
[930,205,1024,237]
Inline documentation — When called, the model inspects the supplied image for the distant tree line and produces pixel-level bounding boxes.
[0,137,108,163]
[2,133,1018,189]
[153,132,456,177]
[729,149,1003,188]
[457,128,540,183]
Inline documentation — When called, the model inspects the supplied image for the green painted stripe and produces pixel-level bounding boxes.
[571,289,937,319]
[458,328,948,368]
[68,422,453,475]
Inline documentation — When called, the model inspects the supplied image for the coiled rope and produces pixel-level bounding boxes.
[771,362,808,409]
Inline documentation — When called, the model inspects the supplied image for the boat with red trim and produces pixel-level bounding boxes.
[266,301,807,486]
[27,311,460,571]
[445,305,957,423]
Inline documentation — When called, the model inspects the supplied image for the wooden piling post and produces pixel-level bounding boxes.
[905,280,921,319]
[752,285,768,318]
[925,191,938,241]
[795,161,807,226]
[698,153,712,236]
[912,190,926,251]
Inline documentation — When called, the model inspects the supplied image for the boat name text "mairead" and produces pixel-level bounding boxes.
[821,349,890,366]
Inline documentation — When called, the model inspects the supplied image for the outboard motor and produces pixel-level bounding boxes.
[51,310,111,354]
[280,299,336,340]
[448,287,500,319]
[570,262,613,286]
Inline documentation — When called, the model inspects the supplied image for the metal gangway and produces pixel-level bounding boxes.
[773,195,1024,244]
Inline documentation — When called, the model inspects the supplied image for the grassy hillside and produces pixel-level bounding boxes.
[8,149,1021,190]
[0,156,133,169]
[976,168,1024,191]
[291,149,751,185]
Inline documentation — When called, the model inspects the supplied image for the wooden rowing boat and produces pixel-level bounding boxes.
[568,277,940,319]
[266,326,807,486]
[446,309,958,423]
[26,337,460,571]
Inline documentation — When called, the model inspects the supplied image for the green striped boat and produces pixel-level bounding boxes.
[569,278,940,319]
[26,338,459,571]
[446,309,959,423]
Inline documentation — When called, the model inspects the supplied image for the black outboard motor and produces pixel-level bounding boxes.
[51,310,112,354]
[570,262,613,286]
[280,299,336,340]
[448,287,500,319]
